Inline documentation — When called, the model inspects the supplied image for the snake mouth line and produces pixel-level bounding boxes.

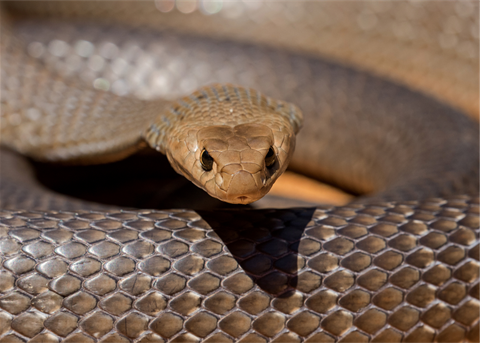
[236,196,250,203]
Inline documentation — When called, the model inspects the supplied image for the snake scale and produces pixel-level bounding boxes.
[0,1,479,342]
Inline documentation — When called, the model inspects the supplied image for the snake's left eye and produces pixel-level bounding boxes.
[201,149,214,171]
[265,147,276,168]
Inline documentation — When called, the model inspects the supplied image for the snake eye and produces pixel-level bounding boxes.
[201,149,214,171]
[265,147,276,169]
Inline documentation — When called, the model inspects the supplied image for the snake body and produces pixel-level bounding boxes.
[0,1,479,342]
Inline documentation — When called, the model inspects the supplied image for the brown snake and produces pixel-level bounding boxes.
[0,1,479,342]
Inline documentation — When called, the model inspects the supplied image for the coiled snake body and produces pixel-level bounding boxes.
[0,2,479,342]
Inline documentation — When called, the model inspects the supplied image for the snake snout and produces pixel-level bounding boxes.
[215,169,265,204]
[228,170,258,194]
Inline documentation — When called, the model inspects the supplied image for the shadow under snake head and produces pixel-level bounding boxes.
[149,84,303,204]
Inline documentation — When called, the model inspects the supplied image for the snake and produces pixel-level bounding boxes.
[0,1,479,342]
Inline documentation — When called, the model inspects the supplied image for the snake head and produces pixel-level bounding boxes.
[148,84,303,204]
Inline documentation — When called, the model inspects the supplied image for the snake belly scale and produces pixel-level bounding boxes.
[0,1,479,343]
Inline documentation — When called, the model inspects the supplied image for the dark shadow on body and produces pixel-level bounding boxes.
[198,208,316,295]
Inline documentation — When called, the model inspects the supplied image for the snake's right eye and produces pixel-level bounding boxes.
[265,147,276,168]
[201,149,214,171]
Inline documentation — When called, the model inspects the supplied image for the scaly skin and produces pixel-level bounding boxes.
[0,2,479,342]
[145,85,302,204]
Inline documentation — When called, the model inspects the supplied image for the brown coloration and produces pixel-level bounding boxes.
[0,201,476,341]
[0,2,479,342]
[147,85,302,204]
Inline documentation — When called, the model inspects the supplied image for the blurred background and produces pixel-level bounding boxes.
[3,0,479,209]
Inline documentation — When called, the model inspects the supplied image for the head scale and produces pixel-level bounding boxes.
[149,84,303,204]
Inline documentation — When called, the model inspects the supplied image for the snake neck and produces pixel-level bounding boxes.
[143,102,179,156]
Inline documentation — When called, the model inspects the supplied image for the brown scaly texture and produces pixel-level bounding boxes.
[0,1,479,342]
[0,199,479,342]
[145,84,302,204]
